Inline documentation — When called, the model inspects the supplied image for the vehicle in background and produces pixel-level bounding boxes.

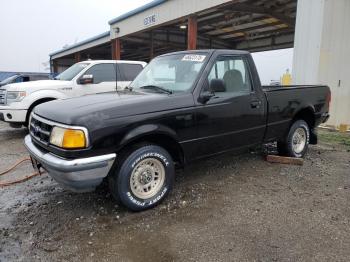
[0,73,51,87]
[270,80,281,86]
[25,50,330,211]
[0,60,147,127]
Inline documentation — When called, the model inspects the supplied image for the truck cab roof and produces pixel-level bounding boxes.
[158,49,250,58]
[77,60,147,66]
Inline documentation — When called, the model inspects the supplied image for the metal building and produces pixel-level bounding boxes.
[50,0,350,127]
[50,0,297,70]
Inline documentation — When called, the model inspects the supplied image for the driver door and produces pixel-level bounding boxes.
[194,56,266,158]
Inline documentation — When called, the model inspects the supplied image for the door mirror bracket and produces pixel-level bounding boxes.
[198,91,215,104]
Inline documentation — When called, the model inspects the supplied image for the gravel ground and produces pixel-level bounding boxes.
[1,122,350,262]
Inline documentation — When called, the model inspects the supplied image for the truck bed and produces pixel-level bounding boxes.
[261,85,330,143]
[262,85,327,92]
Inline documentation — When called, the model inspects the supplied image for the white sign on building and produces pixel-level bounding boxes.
[144,14,157,27]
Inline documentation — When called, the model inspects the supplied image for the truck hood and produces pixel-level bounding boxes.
[34,91,194,128]
[5,80,71,92]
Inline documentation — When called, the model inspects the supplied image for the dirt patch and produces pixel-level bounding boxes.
[1,126,350,261]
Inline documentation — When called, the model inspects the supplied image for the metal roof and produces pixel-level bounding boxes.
[49,31,110,57]
[50,0,168,58]
[108,0,168,25]
[51,0,297,63]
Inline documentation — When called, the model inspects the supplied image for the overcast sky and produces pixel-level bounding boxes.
[252,48,293,85]
[0,0,293,84]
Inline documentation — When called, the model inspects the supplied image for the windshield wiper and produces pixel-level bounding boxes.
[139,85,173,94]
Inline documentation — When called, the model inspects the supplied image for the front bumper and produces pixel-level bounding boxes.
[24,135,116,192]
[0,106,27,123]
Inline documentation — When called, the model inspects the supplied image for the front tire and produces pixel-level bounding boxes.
[109,145,175,211]
[278,120,310,158]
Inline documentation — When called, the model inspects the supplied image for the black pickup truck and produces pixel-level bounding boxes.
[25,50,330,211]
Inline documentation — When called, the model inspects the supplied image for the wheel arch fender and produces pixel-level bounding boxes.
[293,105,316,129]
[29,89,68,101]
[25,96,60,124]
[292,106,317,144]
[118,124,185,165]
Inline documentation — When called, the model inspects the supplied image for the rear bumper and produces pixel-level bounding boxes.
[24,135,116,192]
[322,113,330,123]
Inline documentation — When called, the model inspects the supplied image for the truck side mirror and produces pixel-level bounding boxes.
[79,75,94,85]
[198,79,226,104]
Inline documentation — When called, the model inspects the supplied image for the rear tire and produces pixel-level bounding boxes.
[278,120,310,158]
[109,144,175,211]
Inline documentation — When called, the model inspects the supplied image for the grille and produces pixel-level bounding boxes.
[29,114,53,145]
[0,89,6,105]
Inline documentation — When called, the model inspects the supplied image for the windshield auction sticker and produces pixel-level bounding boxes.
[182,55,206,62]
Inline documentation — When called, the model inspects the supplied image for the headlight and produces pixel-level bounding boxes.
[7,91,26,102]
[50,126,87,149]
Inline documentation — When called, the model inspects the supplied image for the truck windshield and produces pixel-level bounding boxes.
[130,53,208,93]
[55,63,89,81]
[0,75,19,85]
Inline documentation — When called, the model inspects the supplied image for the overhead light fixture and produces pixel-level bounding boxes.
[180,25,187,29]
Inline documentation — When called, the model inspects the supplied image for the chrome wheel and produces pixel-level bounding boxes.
[130,158,165,199]
[292,127,307,154]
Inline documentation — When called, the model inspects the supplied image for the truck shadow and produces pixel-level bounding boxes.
[8,147,266,219]
[8,149,268,260]
[3,144,345,262]
[13,149,264,218]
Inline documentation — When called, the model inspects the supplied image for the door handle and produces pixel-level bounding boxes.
[251,100,262,109]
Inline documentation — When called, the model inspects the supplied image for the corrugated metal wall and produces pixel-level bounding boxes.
[293,0,350,126]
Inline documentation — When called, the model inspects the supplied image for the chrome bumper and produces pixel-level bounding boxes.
[24,135,116,192]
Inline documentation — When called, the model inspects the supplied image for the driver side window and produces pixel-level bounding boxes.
[15,76,24,83]
[208,57,252,94]
[83,64,116,84]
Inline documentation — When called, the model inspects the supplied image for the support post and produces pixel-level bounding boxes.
[187,15,197,50]
[112,38,121,60]
[52,60,58,74]
[74,52,81,63]
[150,31,154,60]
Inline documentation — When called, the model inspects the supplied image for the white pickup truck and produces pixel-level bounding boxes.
[0,60,147,127]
